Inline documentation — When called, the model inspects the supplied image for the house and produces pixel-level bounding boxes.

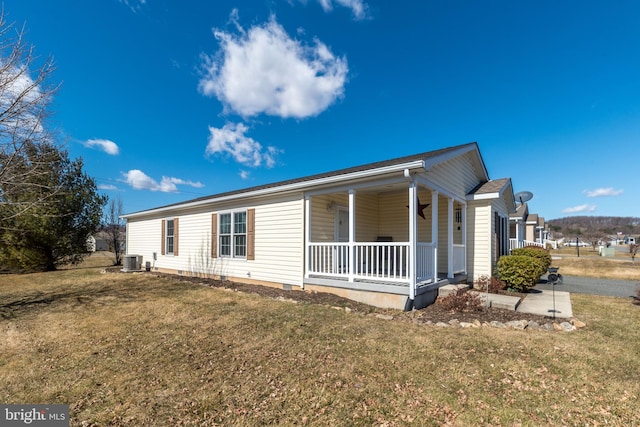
[122,142,515,311]
[624,236,636,245]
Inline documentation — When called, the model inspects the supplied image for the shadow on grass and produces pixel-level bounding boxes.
[0,275,197,320]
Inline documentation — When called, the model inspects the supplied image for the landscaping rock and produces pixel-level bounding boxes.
[490,321,506,328]
[572,319,586,328]
[506,320,528,330]
[375,314,394,320]
[560,321,576,332]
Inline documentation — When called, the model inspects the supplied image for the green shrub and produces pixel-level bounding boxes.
[511,246,551,277]
[497,255,545,292]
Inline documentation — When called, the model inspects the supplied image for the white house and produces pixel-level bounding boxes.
[123,142,515,310]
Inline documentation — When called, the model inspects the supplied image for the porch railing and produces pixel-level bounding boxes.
[509,239,545,251]
[308,241,441,285]
[416,242,435,283]
[453,244,465,274]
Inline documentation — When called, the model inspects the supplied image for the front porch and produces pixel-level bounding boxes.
[302,175,468,310]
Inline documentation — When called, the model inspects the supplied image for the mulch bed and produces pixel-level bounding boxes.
[108,268,556,325]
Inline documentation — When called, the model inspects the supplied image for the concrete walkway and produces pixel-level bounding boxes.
[517,289,573,319]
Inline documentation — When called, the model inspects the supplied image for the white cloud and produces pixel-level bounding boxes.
[199,14,348,119]
[316,0,369,20]
[206,122,280,168]
[562,204,597,214]
[98,184,118,191]
[122,170,204,193]
[119,0,146,13]
[0,65,47,137]
[239,170,250,180]
[583,187,624,197]
[83,138,120,155]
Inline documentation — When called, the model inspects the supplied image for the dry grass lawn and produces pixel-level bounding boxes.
[550,247,640,281]
[1,254,639,426]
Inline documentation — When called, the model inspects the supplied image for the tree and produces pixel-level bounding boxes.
[104,195,125,265]
[0,11,60,222]
[631,244,639,263]
[0,142,106,271]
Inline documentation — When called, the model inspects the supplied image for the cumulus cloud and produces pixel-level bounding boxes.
[316,0,369,20]
[562,204,597,214]
[583,187,624,197]
[239,170,250,180]
[199,14,348,119]
[83,138,120,155]
[122,170,204,193]
[206,122,280,168]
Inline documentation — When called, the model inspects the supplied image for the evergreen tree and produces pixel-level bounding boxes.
[0,141,106,271]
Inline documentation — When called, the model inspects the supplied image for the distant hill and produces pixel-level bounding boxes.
[547,216,640,239]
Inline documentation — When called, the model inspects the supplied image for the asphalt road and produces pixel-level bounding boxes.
[536,274,640,298]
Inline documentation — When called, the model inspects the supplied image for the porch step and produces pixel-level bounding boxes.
[438,284,470,298]
[437,285,521,311]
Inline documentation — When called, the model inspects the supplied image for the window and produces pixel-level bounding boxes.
[219,211,247,258]
[455,208,462,224]
[166,219,175,255]
[161,218,178,256]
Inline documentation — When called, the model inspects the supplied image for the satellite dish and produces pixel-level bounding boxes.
[514,191,533,204]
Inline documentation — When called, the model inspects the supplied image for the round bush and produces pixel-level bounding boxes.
[511,246,551,277]
[497,255,545,292]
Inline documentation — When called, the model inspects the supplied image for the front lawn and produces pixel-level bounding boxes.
[1,262,638,426]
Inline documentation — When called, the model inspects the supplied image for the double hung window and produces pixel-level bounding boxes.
[219,211,247,258]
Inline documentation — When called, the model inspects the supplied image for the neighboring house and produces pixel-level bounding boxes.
[123,142,515,311]
[509,202,529,249]
[624,236,636,245]
[508,204,552,249]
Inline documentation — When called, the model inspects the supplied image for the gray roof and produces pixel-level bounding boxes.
[126,142,482,216]
[467,178,511,195]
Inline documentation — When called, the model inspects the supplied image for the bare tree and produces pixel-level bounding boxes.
[0,11,60,223]
[631,244,639,263]
[104,195,125,265]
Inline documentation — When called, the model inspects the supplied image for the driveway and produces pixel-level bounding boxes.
[536,274,639,298]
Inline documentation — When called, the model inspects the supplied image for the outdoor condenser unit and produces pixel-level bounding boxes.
[122,254,142,272]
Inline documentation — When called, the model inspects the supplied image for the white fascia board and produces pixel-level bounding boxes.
[122,160,426,220]
[423,144,475,170]
[466,192,500,201]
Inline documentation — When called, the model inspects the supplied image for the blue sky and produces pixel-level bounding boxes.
[7,0,640,219]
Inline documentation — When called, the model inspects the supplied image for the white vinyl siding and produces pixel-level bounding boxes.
[466,201,492,281]
[428,152,485,197]
[126,194,304,286]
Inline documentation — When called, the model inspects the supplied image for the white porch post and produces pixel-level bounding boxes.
[408,181,417,301]
[431,190,438,282]
[348,189,355,282]
[447,198,454,279]
[304,195,311,283]
[462,202,467,274]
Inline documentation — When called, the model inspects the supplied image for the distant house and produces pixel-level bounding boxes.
[509,203,551,249]
[123,142,515,310]
[624,236,636,245]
